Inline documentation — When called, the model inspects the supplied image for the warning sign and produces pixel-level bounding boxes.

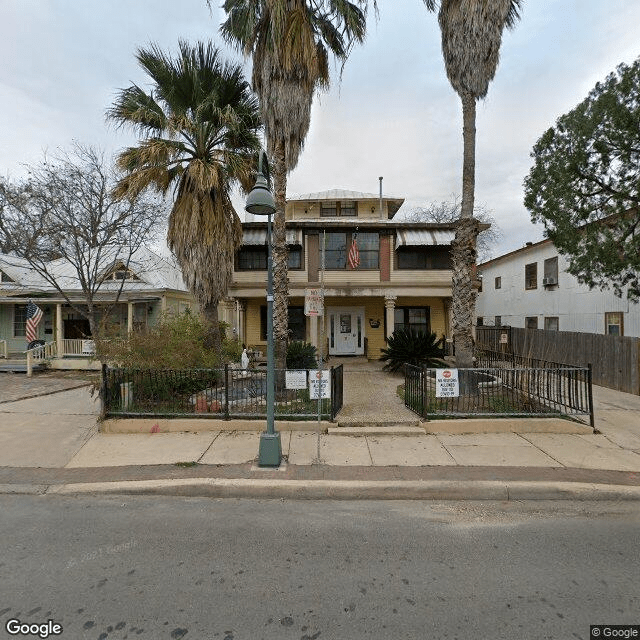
[304,288,324,317]
[309,370,331,399]
[435,369,459,398]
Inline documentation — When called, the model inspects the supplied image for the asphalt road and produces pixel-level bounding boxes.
[1,497,639,640]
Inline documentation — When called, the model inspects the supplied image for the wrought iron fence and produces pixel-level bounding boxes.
[404,363,594,427]
[102,364,340,420]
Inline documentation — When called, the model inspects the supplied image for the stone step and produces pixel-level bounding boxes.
[329,425,426,436]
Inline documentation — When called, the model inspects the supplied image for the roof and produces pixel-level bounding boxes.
[289,189,405,218]
[0,247,188,293]
[478,238,553,269]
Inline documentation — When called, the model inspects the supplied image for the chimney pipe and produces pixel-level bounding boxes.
[379,176,383,219]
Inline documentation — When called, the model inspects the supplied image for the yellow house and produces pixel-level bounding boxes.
[222,189,457,360]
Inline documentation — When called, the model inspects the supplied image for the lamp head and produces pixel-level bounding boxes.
[245,152,276,216]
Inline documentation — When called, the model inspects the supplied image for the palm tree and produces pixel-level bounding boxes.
[423,0,522,367]
[107,40,261,354]
[220,0,370,367]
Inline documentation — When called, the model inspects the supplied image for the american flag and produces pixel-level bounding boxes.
[26,300,43,343]
[348,235,360,269]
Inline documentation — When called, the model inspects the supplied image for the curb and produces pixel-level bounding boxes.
[29,478,640,501]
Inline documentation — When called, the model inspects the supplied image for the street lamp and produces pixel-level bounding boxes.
[245,150,281,467]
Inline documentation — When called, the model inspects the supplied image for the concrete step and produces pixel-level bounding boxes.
[329,425,426,436]
[0,361,45,373]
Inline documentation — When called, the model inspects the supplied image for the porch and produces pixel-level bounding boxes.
[0,339,102,375]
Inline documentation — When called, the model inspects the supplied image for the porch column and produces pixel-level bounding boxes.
[238,301,246,344]
[384,294,397,340]
[56,303,63,356]
[127,302,134,334]
[309,314,318,349]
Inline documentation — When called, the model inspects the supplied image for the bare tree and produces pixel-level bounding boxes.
[0,143,165,335]
[405,197,502,263]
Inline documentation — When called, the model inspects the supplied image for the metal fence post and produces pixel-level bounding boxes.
[587,363,595,430]
[101,363,108,419]
[224,364,230,420]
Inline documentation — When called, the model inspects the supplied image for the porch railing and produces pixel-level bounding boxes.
[102,364,343,420]
[26,341,57,377]
[404,363,594,427]
[62,338,96,356]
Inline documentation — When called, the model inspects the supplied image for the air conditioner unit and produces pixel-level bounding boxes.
[542,276,557,286]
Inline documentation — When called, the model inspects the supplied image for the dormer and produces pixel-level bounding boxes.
[103,262,142,282]
[286,189,404,221]
[0,269,16,283]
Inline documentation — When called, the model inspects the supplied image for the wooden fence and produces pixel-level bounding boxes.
[476,326,640,395]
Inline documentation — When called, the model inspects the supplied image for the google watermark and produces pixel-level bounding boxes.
[5,619,63,638]
[591,626,640,639]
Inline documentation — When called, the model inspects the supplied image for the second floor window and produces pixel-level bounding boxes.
[396,247,452,270]
[237,246,303,270]
[495,276,501,289]
[324,232,379,269]
[525,262,537,290]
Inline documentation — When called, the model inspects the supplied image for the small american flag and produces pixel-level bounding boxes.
[26,300,43,343]
[348,235,360,270]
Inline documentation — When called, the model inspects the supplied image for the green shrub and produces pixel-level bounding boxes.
[380,328,445,373]
[96,312,240,370]
[286,341,318,369]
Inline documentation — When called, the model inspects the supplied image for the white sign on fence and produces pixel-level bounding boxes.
[285,370,307,390]
[304,288,324,317]
[82,340,96,355]
[435,368,459,398]
[500,333,509,344]
[309,370,331,399]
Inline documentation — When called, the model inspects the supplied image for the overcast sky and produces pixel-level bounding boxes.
[2,1,639,258]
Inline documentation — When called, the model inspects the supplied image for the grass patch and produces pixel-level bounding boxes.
[174,461,198,467]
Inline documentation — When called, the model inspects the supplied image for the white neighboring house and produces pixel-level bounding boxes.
[0,247,194,367]
[476,238,640,337]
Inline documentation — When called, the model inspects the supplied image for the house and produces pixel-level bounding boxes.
[476,238,640,336]
[0,247,194,366]
[220,189,458,359]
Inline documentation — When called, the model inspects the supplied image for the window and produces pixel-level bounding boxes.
[238,246,302,270]
[320,201,357,217]
[605,312,624,336]
[495,276,502,289]
[13,304,27,337]
[238,247,267,270]
[0,270,15,283]
[321,201,337,217]
[525,316,538,330]
[260,305,306,341]
[356,232,379,269]
[394,307,430,333]
[324,232,379,269]
[476,317,484,326]
[543,257,558,285]
[495,316,502,326]
[396,247,451,270]
[544,316,559,331]
[525,263,537,290]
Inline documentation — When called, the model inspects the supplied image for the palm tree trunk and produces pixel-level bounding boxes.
[201,300,222,357]
[272,138,289,371]
[452,92,479,369]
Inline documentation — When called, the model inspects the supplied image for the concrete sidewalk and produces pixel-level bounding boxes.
[1,378,640,500]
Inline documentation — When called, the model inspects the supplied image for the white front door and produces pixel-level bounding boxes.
[329,308,365,356]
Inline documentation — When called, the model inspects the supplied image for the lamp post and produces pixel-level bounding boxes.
[245,150,281,467]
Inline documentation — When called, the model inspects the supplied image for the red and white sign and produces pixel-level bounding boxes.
[436,369,459,398]
[304,288,324,317]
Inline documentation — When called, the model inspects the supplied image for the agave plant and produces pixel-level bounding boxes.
[286,341,318,370]
[380,328,445,373]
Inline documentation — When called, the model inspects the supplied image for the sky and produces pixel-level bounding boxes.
[1,0,639,259]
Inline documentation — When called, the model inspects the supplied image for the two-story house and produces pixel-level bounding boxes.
[221,189,458,359]
[476,238,640,336]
